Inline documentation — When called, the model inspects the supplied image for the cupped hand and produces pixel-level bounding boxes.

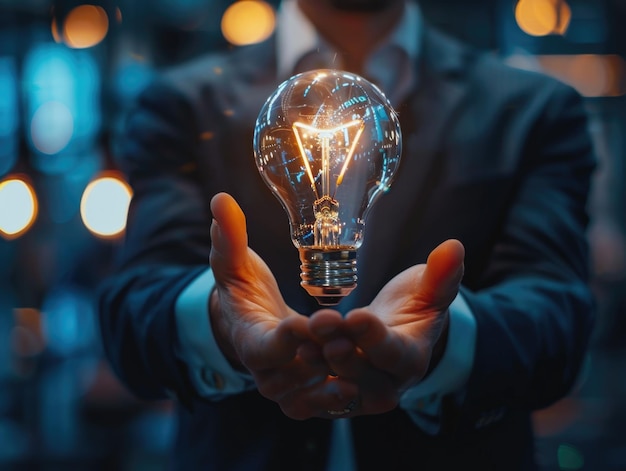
[209,192,357,419]
[309,239,465,416]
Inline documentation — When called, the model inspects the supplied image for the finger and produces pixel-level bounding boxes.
[308,309,354,377]
[297,341,325,363]
[317,314,406,393]
[254,357,329,403]
[278,377,360,420]
[315,370,396,418]
[308,328,401,417]
[210,192,248,270]
[344,309,392,352]
[321,336,370,380]
[242,316,312,370]
[419,239,465,308]
[315,378,360,418]
[344,309,423,378]
[271,374,359,420]
[308,309,345,343]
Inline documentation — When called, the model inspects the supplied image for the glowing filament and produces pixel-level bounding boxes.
[292,119,364,199]
[292,118,365,248]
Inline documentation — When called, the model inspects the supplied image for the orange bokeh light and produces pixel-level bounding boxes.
[515,0,571,37]
[63,4,109,49]
[221,0,276,46]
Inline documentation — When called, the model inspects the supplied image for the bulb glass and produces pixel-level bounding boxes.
[253,69,401,304]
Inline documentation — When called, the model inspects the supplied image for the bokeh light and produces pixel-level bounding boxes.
[0,177,38,240]
[23,43,101,174]
[221,0,275,46]
[30,101,74,155]
[557,443,584,470]
[537,54,626,97]
[63,4,109,49]
[42,286,96,356]
[515,0,571,37]
[80,174,132,239]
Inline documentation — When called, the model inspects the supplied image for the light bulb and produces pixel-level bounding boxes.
[253,69,402,305]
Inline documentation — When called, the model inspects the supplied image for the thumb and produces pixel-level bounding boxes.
[419,239,465,309]
[210,192,248,271]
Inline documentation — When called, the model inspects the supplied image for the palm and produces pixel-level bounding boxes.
[309,239,465,415]
[209,192,360,419]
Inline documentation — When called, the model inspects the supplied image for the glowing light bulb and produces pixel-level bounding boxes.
[253,69,402,305]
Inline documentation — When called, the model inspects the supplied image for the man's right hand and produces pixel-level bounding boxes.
[209,192,358,419]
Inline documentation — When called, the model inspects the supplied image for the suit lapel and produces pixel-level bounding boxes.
[346,26,475,309]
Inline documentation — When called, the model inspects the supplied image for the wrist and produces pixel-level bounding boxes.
[424,310,450,378]
[209,289,246,371]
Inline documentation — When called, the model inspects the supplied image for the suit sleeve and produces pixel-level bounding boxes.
[98,79,213,403]
[459,82,596,424]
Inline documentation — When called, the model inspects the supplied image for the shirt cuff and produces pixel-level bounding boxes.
[399,291,476,434]
[174,268,254,400]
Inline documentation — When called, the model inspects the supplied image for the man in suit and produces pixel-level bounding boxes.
[98,0,596,469]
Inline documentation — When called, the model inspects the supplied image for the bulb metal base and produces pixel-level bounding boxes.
[299,247,357,306]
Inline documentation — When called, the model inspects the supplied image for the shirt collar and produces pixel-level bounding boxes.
[276,0,422,80]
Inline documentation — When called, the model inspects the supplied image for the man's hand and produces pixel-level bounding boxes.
[209,192,358,419]
[308,239,465,416]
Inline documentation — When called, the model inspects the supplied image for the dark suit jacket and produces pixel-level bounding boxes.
[99,23,596,471]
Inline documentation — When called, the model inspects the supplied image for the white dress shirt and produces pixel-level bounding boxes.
[175,1,477,468]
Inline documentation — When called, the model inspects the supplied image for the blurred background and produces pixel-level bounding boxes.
[0,0,624,469]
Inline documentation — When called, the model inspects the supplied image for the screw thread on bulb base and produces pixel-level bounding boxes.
[299,247,357,306]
